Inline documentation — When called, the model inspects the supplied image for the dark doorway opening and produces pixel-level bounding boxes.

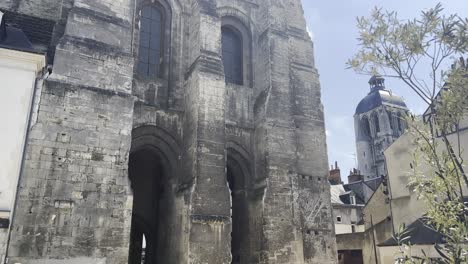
[227,160,249,264]
[128,148,169,264]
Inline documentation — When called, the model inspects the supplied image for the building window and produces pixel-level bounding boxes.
[336,216,342,223]
[350,196,356,205]
[138,6,163,77]
[388,111,394,130]
[351,225,356,233]
[397,112,404,132]
[373,114,380,133]
[222,26,243,85]
[361,117,371,139]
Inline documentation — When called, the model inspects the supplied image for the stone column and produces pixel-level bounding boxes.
[7,1,136,263]
[254,1,337,263]
[183,0,231,263]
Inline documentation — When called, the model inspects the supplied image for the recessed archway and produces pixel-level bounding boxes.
[226,145,256,264]
[127,125,183,264]
[227,160,246,264]
[128,148,169,264]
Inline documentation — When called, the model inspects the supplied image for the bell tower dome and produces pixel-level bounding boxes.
[354,75,409,180]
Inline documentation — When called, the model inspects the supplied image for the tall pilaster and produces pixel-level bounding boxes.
[183,0,231,263]
[254,1,337,263]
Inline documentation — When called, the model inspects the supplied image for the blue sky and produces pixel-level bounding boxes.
[301,0,468,181]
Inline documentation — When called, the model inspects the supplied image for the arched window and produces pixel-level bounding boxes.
[361,117,371,138]
[387,111,394,130]
[397,112,405,131]
[222,26,243,85]
[373,114,380,134]
[138,6,163,77]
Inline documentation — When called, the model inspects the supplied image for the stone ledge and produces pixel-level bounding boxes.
[191,214,230,224]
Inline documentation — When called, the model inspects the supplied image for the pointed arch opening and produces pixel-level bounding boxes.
[226,145,257,264]
[127,126,183,264]
[128,148,169,264]
[397,112,404,132]
[361,116,371,139]
[387,111,394,131]
[373,114,380,134]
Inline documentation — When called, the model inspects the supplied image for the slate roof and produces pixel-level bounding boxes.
[363,177,383,191]
[355,75,408,115]
[330,184,366,206]
[379,218,444,246]
[330,185,347,204]
[0,24,34,51]
[1,10,55,48]
[0,9,55,59]
[356,89,408,115]
[380,197,468,247]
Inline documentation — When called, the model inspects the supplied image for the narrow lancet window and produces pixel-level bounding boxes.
[373,114,380,134]
[222,27,243,85]
[138,6,163,77]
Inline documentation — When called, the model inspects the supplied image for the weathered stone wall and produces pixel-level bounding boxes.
[251,0,337,263]
[0,228,7,263]
[7,80,135,264]
[336,232,364,251]
[0,0,70,21]
[4,0,337,263]
[6,0,136,263]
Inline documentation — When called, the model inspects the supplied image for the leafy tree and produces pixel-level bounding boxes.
[348,3,467,263]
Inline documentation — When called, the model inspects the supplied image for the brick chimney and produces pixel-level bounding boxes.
[329,161,342,185]
[348,168,363,183]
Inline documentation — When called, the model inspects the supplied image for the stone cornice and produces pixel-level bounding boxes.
[0,47,46,74]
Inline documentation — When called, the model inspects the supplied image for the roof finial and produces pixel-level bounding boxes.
[369,74,385,92]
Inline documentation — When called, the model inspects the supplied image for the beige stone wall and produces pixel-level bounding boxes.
[385,133,427,229]
[1,0,337,263]
[363,183,391,230]
[385,120,468,230]
[336,232,364,251]
[362,220,393,264]
[362,182,393,264]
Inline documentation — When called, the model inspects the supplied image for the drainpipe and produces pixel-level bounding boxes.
[370,215,379,264]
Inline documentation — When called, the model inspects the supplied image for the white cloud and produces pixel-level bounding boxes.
[306,26,314,40]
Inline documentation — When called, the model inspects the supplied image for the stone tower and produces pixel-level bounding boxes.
[0,0,337,263]
[354,75,409,180]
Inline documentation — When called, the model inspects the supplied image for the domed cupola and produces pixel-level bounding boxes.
[355,75,407,115]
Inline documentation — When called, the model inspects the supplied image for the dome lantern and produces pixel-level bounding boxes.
[369,75,385,91]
